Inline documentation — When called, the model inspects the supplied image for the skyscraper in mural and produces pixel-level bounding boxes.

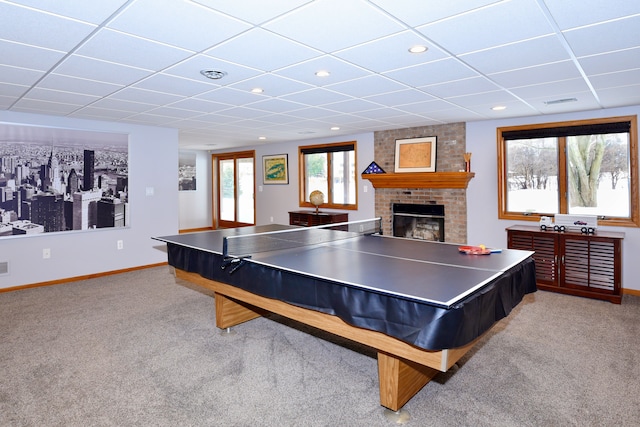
[83,149,95,191]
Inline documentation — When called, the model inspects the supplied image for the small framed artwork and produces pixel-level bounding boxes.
[263,154,289,184]
[394,136,437,172]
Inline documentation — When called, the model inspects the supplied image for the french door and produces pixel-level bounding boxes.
[215,150,255,228]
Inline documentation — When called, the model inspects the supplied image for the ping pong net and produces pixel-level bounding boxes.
[221,218,382,273]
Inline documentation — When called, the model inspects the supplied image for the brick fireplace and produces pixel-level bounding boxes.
[372,122,469,244]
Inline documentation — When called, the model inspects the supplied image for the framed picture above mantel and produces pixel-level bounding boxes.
[394,136,437,173]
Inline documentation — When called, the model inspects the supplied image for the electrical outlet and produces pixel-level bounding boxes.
[117,240,123,250]
[270,216,274,223]
[42,248,51,259]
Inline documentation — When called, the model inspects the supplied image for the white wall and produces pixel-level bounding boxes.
[0,111,179,290]
[178,150,212,230]
[208,132,376,227]
[467,105,640,292]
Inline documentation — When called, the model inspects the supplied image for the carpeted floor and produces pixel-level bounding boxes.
[1,266,638,426]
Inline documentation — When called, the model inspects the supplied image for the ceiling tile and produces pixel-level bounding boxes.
[510,78,591,99]
[38,74,123,96]
[326,75,409,99]
[76,29,193,70]
[543,0,640,30]
[334,31,448,73]
[190,0,312,25]
[422,77,501,99]
[227,74,314,97]
[579,47,640,76]
[0,65,45,86]
[133,74,215,97]
[0,40,65,71]
[0,82,29,98]
[369,0,502,27]
[166,98,232,114]
[598,84,640,108]
[24,88,99,105]
[1,0,639,149]
[365,89,436,107]
[12,98,83,115]
[107,0,251,51]
[280,88,352,106]
[194,87,265,105]
[417,0,554,55]
[165,54,262,85]
[108,87,183,105]
[70,107,135,121]
[276,55,370,86]
[55,55,153,86]
[7,0,130,24]
[384,58,478,87]
[590,69,640,90]
[488,61,581,88]
[460,36,570,75]
[90,98,156,113]
[246,98,308,114]
[204,28,321,71]
[264,0,404,52]
[0,2,96,51]
[563,15,640,57]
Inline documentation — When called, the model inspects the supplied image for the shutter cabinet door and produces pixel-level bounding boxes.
[562,235,618,294]
[508,230,558,287]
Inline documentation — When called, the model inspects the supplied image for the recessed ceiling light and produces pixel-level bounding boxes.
[331,126,340,131]
[408,45,428,54]
[491,105,507,111]
[251,88,264,94]
[200,70,227,80]
[258,136,267,140]
[315,70,330,77]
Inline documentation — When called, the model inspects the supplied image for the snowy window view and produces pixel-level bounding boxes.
[499,117,637,225]
[300,142,356,209]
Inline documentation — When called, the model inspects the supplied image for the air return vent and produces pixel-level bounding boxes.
[0,261,8,275]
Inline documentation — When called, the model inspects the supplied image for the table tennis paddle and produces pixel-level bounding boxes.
[458,245,501,255]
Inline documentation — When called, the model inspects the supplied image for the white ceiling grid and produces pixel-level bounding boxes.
[0,0,638,149]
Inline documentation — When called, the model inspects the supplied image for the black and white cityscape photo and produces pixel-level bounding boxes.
[0,123,129,238]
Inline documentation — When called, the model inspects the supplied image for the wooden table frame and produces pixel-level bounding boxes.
[174,268,482,411]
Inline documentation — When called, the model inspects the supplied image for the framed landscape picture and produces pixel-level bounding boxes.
[394,136,437,172]
[263,154,288,184]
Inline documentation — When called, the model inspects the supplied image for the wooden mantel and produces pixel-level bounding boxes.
[361,172,475,189]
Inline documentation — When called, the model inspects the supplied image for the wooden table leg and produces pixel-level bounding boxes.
[215,292,263,329]
[378,351,439,411]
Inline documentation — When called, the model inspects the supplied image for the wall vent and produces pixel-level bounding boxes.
[0,261,8,276]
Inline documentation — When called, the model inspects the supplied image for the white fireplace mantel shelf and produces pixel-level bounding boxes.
[361,172,475,189]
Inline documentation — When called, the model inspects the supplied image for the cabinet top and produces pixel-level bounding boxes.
[506,224,625,239]
[289,210,347,217]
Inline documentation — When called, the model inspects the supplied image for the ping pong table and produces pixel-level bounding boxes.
[154,220,536,411]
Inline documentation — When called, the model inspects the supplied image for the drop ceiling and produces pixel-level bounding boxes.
[1,0,639,150]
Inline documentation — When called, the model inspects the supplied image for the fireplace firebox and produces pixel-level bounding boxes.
[392,203,445,242]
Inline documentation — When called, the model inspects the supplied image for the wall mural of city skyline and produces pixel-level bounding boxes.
[0,123,129,239]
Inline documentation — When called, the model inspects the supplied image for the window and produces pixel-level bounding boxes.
[498,116,639,227]
[299,141,357,210]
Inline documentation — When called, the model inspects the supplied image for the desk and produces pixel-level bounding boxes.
[154,224,535,411]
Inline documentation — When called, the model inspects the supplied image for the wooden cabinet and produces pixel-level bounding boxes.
[507,225,623,304]
[289,211,348,227]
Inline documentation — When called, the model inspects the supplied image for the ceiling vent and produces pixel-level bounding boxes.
[544,98,577,105]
